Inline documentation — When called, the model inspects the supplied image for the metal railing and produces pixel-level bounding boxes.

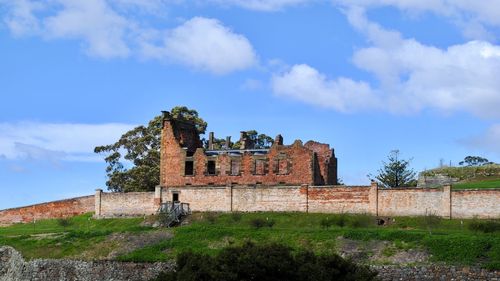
[157,201,191,227]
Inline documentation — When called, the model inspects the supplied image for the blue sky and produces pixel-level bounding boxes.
[1,0,500,210]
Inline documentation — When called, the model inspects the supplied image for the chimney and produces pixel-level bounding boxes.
[274,134,283,146]
[239,131,248,150]
[208,132,214,150]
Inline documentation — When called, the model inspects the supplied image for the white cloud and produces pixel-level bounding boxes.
[1,1,257,73]
[210,0,313,11]
[0,122,134,162]
[347,7,500,118]
[2,0,44,36]
[336,0,500,41]
[43,0,131,58]
[272,8,500,118]
[463,124,500,156]
[141,17,257,74]
[272,64,379,112]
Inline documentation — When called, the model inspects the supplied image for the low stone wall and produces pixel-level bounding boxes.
[0,246,172,281]
[373,265,500,281]
[0,196,94,226]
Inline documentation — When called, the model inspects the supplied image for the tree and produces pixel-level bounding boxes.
[459,156,493,166]
[94,106,206,192]
[371,150,416,188]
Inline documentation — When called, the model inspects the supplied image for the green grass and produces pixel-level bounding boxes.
[453,179,500,189]
[117,212,499,269]
[1,212,499,269]
[0,213,153,260]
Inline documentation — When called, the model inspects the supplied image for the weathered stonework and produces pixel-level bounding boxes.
[0,246,172,281]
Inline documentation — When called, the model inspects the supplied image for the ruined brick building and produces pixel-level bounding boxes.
[160,111,338,188]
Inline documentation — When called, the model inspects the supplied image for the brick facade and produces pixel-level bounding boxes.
[160,111,338,187]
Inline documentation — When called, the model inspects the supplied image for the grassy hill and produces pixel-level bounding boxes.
[0,212,499,270]
[421,164,500,189]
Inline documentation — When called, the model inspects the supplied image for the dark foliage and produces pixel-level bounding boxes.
[94,106,206,192]
[153,242,379,281]
[250,218,275,229]
[468,219,500,233]
[459,156,494,166]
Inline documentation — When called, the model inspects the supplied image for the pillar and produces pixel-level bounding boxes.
[369,181,378,216]
[442,185,452,219]
[154,185,163,206]
[94,189,102,218]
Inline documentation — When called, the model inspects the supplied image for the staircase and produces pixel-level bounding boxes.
[157,201,191,227]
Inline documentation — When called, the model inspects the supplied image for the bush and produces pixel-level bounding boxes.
[230,212,242,222]
[418,213,441,234]
[333,213,347,228]
[57,218,72,231]
[250,218,275,229]
[153,242,379,281]
[468,219,500,233]
[204,213,218,224]
[320,218,334,229]
[349,214,375,228]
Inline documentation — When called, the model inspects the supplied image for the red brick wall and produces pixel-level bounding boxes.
[0,196,94,226]
[160,116,338,187]
[308,186,372,213]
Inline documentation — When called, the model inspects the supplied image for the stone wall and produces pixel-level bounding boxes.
[377,187,450,217]
[93,184,499,219]
[0,196,94,226]
[373,265,499,281]
[452,189,500,218]
[97,190,158,218]
[0,246,172,281]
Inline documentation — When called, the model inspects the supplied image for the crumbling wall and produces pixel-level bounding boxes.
[0,196,94,226]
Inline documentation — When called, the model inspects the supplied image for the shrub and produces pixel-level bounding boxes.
[57,218,72,231]
[250,218,275,229]
[349,214,375,228]
[468,219,500,233]
[418,212,441,234]
[320,218,334,229]
[204,213,218,224]
[333,213,347,228]
[230,212,242,222]
[153,242,379,281]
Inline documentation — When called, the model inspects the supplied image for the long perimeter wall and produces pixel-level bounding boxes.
[95,183,500,219]
[1,184,499,226]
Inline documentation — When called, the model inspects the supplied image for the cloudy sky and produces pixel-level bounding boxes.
[1,0,500,209]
